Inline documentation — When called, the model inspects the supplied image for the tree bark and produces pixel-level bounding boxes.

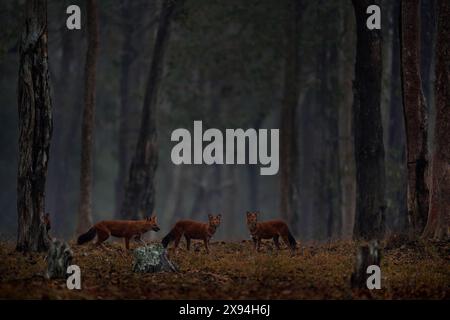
[17,0,52,252]
[116,0,133,218]
[387,0,408,232]
[422,0,450,240]
[420,0,436,106]
[77,0,99,234]
[47,16,76,234]
[121,0,180,219]
[352,0,386,240]
[400,0,430,237]
[280,0,301,233]
[338,1,356,239]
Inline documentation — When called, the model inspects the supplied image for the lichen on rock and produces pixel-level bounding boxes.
[132,243,178,273]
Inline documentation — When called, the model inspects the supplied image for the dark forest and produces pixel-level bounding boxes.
[0,0,448,300]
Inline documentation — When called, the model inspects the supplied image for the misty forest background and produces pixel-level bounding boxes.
[0,0,448,244]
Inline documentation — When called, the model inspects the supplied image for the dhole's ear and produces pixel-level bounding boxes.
[217,214,222,219]
[208,214,213,219]
[246,211,251,216]
[146,216,151,221]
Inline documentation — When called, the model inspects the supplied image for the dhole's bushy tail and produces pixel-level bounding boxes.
[77,227,96,245]
[162,228,177,248]
[287,229,296,250]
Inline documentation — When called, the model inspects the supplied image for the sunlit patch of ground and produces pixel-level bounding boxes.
[0,238,448,299]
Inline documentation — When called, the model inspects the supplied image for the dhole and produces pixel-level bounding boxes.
[162,214,222,253]
[77,216,160,249]
[246,211,296,255]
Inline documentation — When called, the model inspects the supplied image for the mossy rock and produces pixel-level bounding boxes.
[132,243,178,273]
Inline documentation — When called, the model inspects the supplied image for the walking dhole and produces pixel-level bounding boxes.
[246,211,296,255]
[162,214,222,253]
[77,216,160,249]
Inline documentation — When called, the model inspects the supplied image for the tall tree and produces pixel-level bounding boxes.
[121,0,180,219]
[420,0,436,105]
[16,0,52,252]
[47,9,76,234]
[77,0,99,234]
[116,0,133,218]
[387,0,407,231]
[115,0,153,218]
[422,0,450,240]
[280,0,301,232]
[400,0,429,236]
[352,0,386,240]
[338,1,356,238]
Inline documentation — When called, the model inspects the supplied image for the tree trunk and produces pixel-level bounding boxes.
[121,0,179,220]
[400,0,430,237]
[17,0,52,252]
[77,0,99,234]
[298,88,318,240]
[387,0,408,232]
[280,0,301,232]
[420,0,436,106]
[116,0,133,218]
[422,0,450,240]
[47,15,78,235]
[352,0,386,240]
[248,113,265,210]
[338,1,356,239]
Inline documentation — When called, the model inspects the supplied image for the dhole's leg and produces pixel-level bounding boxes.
[174,233,182,250]
[273,235,281,250]
[252,237,257,250]
[134,234,147,247]
[185,236,191,251]
[95,229,111,251]
[203,239,209,254]
[256,238,262,252]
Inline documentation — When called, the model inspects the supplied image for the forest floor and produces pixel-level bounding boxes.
[0,237,448,299]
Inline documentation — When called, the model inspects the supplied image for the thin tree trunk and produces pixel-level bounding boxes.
[420,0,436,106]
[422,0,450,240]
[299,90,315,240]
[77,0,99,234]
[280,0,301,232]
[17,0,52,252]
[388,0,408,232]
[47,23,74,234]
[247,113,265,210]
[352,0,386,240]
[338,1,356,239]
[165,164,183,221]
[400,0,430,237]
[121,0,180,219]
[116,0,133,218]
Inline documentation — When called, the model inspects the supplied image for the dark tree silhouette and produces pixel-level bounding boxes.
[17,0,52,252]
[121,0,180,219]
[338,2,356,238]
[422,0,450,240]
[115,0,152,218]
[352,0,386,240]
[400,0,429,236]
[387,0,407,231]
[116,0,133,218]
[280,0,301,232]
[77,0,99,234]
